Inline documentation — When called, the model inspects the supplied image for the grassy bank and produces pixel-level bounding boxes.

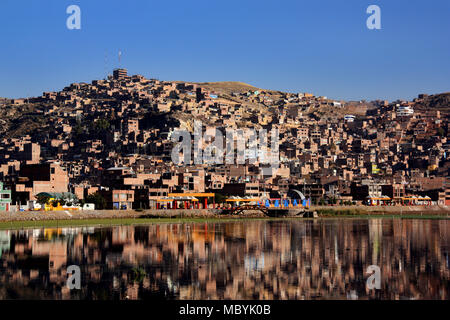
[0,217,229,230]
[0,214,448,230]
[315,207,450,218]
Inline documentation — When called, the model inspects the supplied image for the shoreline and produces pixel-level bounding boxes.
[0,206,448,230]
[0,215,448,231]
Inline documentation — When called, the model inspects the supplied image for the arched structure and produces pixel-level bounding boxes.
[287,189,306,201]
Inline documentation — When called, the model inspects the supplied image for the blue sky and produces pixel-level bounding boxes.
[0,0,449,101]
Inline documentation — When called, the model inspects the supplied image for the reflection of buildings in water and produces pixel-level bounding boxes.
[0,231,10,258]
[32,238,67,271]
[347,290,358,300]
[32,229,40,238]
[245,253,264,273]
[369,219,383,265]
[0,220,448,300]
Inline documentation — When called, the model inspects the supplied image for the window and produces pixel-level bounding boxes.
[1,194,10,199]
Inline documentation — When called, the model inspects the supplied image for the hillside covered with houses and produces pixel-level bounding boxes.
[0,68,449,210]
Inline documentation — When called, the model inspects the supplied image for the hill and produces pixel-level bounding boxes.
[415,92,450,117]
[194,81,261,95]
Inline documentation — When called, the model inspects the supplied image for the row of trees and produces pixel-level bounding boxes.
[313,198,356,206]
[35,194,77,207]
[35,192,107,210]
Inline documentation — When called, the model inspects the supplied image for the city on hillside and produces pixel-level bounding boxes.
[0,68,449,211]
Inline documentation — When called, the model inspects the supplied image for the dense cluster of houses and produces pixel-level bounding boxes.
[0,69,449,211]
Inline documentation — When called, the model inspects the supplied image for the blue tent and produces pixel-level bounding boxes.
[265,199,270,207]
[293,199,298,207]
[274,200,279,207]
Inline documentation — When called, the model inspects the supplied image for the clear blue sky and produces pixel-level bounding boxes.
[0,0,449,101]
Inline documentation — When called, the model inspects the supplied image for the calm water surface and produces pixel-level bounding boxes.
[0,218,449,300]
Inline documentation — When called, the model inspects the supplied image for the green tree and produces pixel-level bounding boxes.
[131,267,146,283]
[95,118,110,131]
[74,122,83,135]
[36,194,51,206]
[85,192,107,210]
[214,193,227,204]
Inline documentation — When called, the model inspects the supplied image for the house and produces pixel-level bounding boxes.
[13,162,69,203]
[100,189,134,210]
[0,182,11,211]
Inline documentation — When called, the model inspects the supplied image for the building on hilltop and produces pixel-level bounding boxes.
[113,68,128,80]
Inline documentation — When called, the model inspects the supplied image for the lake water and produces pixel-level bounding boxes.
[0,218,449,300]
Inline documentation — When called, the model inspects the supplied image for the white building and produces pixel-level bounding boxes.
[396,104,414,117]
[344,115,355,122]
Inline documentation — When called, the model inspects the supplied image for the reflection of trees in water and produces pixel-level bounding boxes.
[0,219,448,300]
